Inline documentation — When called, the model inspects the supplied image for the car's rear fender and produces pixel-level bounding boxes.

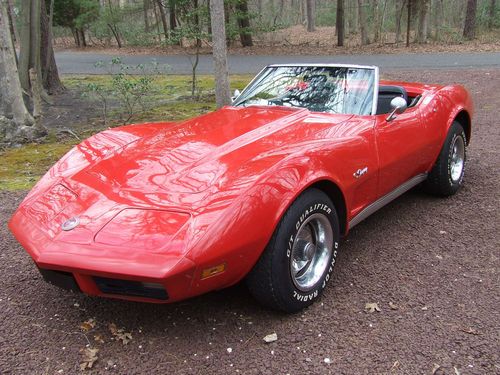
[439,85,473,144]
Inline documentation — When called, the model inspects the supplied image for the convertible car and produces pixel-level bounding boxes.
[9,64,473,312]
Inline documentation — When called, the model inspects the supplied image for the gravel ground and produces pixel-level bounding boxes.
[1,69,499,375]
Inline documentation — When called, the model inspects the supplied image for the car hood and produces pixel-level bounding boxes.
[69,106,351,196]
[12,106,353,253]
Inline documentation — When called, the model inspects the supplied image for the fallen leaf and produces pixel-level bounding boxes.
[390,360,400,372]
[365,302,381,313]
[116,331,132,345]
[109,323,118,335]
[94,334,104,344]
[432,364,445,375]
[79,347,98,370]
[388,302,399,310]
[109,323,132,345]
[460,327,479,335]
[80,318,96,332]
[421,306,429,311]
[263,332,278,343]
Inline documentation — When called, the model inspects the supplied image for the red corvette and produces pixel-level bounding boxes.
[9,64,473,312]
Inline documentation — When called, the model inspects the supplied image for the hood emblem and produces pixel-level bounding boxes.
[61,216,80,231]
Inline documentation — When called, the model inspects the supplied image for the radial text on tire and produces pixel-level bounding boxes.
[424,121,467,196]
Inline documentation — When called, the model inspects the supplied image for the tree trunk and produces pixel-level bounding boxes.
[395,0,406,43]
[152,0,161,42]
[236,0,253,47]
[306,0,315,32]
[224,2,231,46]
[0,0,34,127]
[209,0,231,108]
[19,0,51,103]
[73,27,80,47]
[169,0,177,31]
[433,0,444,40]
[406,0,411,47]
[79,28,87,47]
[18,0,31,92]
[41,0,64,94]
[372,0,380,43]
[350,0,358,35]
[417,0,429,43]
[156,0,168,41]
[6,0,16,41]
[143,0,150,33]
[358,0,370,45]
[489,0,496,29]
[463,0,477,40]
[336,0,344,46]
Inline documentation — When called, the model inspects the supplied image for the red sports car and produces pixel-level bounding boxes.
[9,64,473,312]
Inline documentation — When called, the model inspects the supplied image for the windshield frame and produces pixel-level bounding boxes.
[233,64,380,116]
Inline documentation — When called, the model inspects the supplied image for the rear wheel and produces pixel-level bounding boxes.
[246,189,340,313]
[424,121,467,196]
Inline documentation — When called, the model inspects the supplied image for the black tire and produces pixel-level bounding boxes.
[423,121,467,196]
[246,188,340,313]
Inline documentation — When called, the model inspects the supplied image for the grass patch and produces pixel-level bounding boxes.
[0,143,74,191]
[65,74,252,123]
[0,74,252,192]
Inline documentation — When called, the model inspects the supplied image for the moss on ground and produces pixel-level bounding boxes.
[0,74,251,192]
[0,143,74,191]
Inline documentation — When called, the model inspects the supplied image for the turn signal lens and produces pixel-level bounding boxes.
[201,263,226,280]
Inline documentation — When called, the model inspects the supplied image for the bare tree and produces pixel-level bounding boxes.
[406,0,412,47]
[358,0,370,45]
[143,0,150,33]
[41,0,64,94]
[463,0,477,39]
[0,0,34,128]
[209,0,231,108]
[416,0,430,43]
[169,0,177,31]
[395,0,407,43]
[488,0,496,29]
[19,0,49,102]
[372,0,381,43]
[306,0,315,32]
[156,0,169,41]
[336,0,344,46]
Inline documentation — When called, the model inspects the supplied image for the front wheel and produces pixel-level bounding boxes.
[424,121,467,196]
[246,188,340,313]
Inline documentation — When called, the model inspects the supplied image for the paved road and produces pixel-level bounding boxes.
[55,51,500,75]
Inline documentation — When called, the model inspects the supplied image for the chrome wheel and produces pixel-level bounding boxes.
[290,213,333,292]
[450,135,465,183]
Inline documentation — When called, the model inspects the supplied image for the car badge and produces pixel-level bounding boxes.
[353,167,368,179]
[61,216,80,231]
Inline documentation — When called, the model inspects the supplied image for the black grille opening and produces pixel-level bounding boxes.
[38,268,81,293]
[93,276,168,301]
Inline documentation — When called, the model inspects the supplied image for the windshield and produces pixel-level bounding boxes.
[234,65,377,115]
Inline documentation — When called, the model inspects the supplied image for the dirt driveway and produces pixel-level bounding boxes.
[1,69,499,375]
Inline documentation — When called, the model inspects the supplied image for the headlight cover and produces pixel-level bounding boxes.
[95,209,190,252]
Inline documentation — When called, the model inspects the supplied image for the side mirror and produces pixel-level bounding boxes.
[386,96,408,122]
[231,89,241,103]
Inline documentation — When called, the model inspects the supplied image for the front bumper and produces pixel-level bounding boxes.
[9,210,197,303]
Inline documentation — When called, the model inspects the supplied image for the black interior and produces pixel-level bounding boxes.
[376,85,408,115]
